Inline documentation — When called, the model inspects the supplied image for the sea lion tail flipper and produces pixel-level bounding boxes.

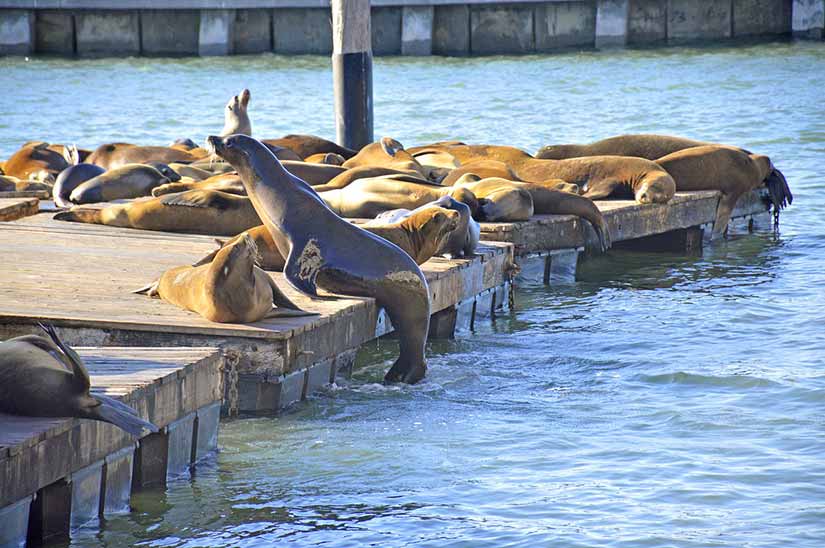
[711,194,738,240]
[132,281,160,297]
[191,243,223,267]
[766,167,793,211]
[93,394,159,437]
[53,208,102,224]
[38,322,92,391]
[265,307,319,318]
[267,276,311,312]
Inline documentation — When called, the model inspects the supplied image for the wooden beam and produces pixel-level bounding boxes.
[331,0,373,149]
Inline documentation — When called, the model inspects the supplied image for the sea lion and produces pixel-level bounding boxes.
[52,164,106,207]
[144,162,182,182]
[0,175,52,193]
[280,160,347,186]
[312,166,427,193]
[69,164,171,204]
[371,195,480,258]
[441,159,579,194]
[3,142,69,181]
[261,144,303,162]
[196,207,461,270]
[152,173,245,197]
[55,189,261,236]
[342,137,427,178]
[86,143,200,170]
[207,134,431,384]
[454,176,612,251]
[412,143,676,205]
[220,89,251,137]
[136,234,309,323]
[305,152,346,165]
[654,145,792,237]
[536,134,718,160]
[0,324,158,437]
[170,138,198,151]
[262,134,357,160]
[166,163,214,181]
[318,173,481,219]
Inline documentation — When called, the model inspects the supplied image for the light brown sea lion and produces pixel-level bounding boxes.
[305,152,346,165]
[312,166,427,193]
[441,159,579,194]
[152,173,245,197]
[280,160,347,186]
[318,174,480,219]
[342,137,427,178]
[412,143,676,205]
[86,143,200,170]
[207,134,431,384]
[3,142,69,181]
[454,175,612,251]
[167,163,214,181]
[536,134,717,160]
[135,234,309,323]
[262,134,357,160]
[54,189,261,236]
[0,175,53,193]
[0,324,158,437]
[69,164,171,204]
[195,207,461,271]
[220,89,251,137]
[654,145,792,238]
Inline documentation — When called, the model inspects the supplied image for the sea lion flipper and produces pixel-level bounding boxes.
[38,322,91,392]
[132,281,160,297]
[93,394,158,437]
[266,275,306,312]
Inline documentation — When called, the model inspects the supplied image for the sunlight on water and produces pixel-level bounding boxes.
[3,41,824,547]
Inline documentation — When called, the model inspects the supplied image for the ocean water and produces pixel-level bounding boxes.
[2,41,824,547]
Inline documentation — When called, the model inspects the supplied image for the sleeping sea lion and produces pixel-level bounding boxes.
[262,134,357,160]
[54,189,261,236]
[52,164,106,207]
[220,89,251,137]
[3,142,69,181]
[305,152,346,165]
[536,134,716,160]
[0,176,52,193]
[312,166,427,193]
[0,324,158,437]
[342,137,427,178]
[86,143,201,170]
[135,234,310,323]
[207,133,431,384]
[69,164,171,204]
[152,173,246,197]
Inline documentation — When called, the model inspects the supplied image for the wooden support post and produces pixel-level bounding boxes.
[614,227,704,254]
[27,479,72,545]
[332,0,373,149]
[131,432,169,490]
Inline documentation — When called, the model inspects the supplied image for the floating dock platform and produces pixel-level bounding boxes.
[0,346,223,547]
[0,212,514,415]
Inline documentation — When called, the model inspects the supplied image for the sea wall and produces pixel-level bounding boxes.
[0,0,818,57]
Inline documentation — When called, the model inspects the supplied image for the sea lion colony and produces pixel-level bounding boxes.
[0,89,793,400]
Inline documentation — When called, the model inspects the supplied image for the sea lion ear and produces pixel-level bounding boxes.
[380,137,404,157]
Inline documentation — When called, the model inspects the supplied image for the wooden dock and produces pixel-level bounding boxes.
[0,346,223,547]
[0,198,39,222]
[0,213,514,414]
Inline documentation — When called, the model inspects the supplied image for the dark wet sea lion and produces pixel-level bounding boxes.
[655,145,792,237]
[280,160,347,186]
[86,143,200,170]
[70,164,171,204]
[536,134,718,160]
[170,138,198,150]
[143,162,181,182]
[220,89,251,137]
[136,234,310,323]
[207,134,431,384]
[52,163,106,207]
[3,142,69,181]
[55,189,261,236]
[0,324,158,437]
[262,134,357,160]
[196,207,461,271]
[261,144,303,162]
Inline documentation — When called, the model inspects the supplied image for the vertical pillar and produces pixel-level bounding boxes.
[401,6,433,55]
[0,10,34,55]
[132,431,169,490]
[199,9,234,56]
[0,497,32,548]
[332,0,374,150]
[595,0,629,48]
[27,480,72,545]
[792,0,825,38]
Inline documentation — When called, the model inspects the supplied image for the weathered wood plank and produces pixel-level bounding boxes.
[0,198,39,222]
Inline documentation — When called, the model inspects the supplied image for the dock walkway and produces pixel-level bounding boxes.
[0,346,223,546]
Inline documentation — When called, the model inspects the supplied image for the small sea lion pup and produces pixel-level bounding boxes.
[195,207,460,271]
[207,134,431,384]
[136,234,311,323]
[0,324,158,437]
[654,145,792,237]
[54,189,262,236]
[221,89,252,137]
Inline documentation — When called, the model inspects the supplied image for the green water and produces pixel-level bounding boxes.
[3,41,824,547]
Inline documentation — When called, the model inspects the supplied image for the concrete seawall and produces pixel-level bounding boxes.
[0,0,820,57]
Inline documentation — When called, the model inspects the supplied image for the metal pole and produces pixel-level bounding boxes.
[331,0,373,150]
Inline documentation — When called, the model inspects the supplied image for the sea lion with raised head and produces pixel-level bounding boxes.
[0,324,158,437]
[342,137,428,178]
[55,189,261,236]
[220,89,251,137]
[654,145,792,237]
[262,134,357,160]
[69,164,172,204]
[195,207,461,271]
[136,234,310,323]
[207,134,431,384]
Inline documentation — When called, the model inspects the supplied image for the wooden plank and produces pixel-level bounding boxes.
[0,198,38,222]
[0,191,50,200]
[0,346,221,509]
[479,189,770,254]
